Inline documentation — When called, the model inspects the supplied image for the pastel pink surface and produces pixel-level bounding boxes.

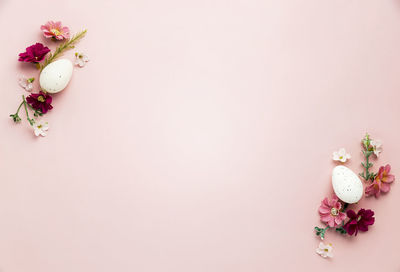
[1,0,400,271]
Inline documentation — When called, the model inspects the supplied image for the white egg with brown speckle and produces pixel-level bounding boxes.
[39,59,73,94]
[332,165,363,204]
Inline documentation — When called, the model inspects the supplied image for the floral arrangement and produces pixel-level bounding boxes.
[10,21,88,137]
[315,133,395,258]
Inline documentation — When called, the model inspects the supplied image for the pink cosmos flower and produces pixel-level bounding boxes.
[319,196,346,227]
[40,21,70,40]
[365,164,395,198]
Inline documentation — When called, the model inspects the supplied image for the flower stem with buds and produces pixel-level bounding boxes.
[360,133,376,182]
[40,29,87,70]
[22,95,35,126]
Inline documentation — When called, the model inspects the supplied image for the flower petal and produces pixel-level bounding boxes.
[346,209,357,219]
[380,182,391,193]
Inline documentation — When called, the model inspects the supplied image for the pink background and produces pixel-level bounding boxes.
[1,0,400,271]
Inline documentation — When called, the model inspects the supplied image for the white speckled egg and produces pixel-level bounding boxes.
[332,165,363,204]
[39,59,73,94]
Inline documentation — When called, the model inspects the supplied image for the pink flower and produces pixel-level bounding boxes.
[18,43,50,63]
[318,196,346,227]
[365,164,395,198]
[40,21,70,40]
[26,91,53,114]
[343,209,375,236]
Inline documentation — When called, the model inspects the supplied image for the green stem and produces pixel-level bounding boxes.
[366,152,371,179]
[315,226,330,239]
[27,103,42,116]
[15,101,24,115]
[362,151,373,181]
[40,29,87,70]
[360,133,376,181]
[22,95,34,126]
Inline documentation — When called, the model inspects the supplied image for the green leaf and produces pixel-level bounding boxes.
[335,227,347,235]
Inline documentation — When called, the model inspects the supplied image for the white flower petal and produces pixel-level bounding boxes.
[333,148,350,162]
[371,140,382,148]
[75,53,89,67]
[316,242,333,258]
[332,152,340,161]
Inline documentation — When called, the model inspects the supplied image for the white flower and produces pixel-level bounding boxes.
[18,75,34,92]
[370,139,382,157]
[316,242,333,258]
[332,148,351,162]
[33,121,49,137]
[74,52,89,67]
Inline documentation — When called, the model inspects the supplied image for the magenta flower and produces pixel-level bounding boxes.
[26,91,53,114]
[41,21,70,40]
[18,43,50,63]
[319,196,346,227]
[343,209,375,236]
[365,164,395,198]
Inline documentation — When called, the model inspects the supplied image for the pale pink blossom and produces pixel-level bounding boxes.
[316,242,333,258]
[74,52,89,67]
[18,76,34,92]
[332,148,351,162]
[370,139,382,157]
[33,121,49,137]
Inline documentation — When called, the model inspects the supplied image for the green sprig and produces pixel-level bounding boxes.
[40,29,87,70]
[22,95,35,126]
[359,133,377,181]
[315,226,329,239]
[335,226,347,235]
[10,95,36,126]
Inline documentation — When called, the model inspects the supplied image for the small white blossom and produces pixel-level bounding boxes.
[74,52,89,67]
[18,76,34,92]
[33,121,49,137]
[332,148,351,162]
[370,139,382,157]
[316,242,333,258]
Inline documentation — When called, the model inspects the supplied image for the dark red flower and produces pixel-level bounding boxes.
[343,209,375,236]
[26,91,53,114]
[18,43,50,63]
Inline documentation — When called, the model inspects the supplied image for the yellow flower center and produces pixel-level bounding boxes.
[324,248,329,252]
[330,208,338,216]
[51,28,61,36]
[37,96,45,102]
[37,124,43,129]
[339,156,343,159]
